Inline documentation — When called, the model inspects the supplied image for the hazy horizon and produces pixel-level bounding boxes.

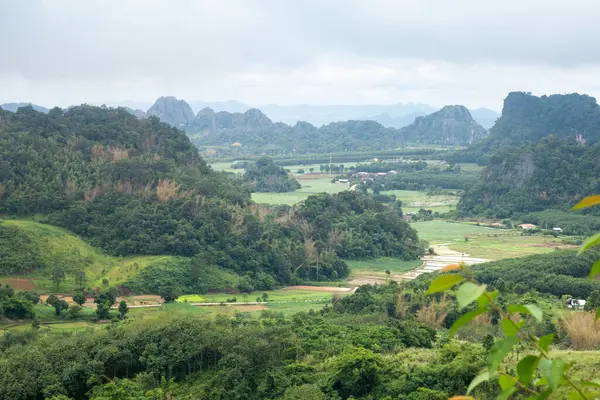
[3,0,600,111]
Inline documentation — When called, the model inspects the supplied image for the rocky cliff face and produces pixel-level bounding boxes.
[487,92,600,146]
[398,105,487,145]
[147,96,195,128]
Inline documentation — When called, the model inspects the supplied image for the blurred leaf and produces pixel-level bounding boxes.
[456,282,487,310]
[477,290,498,308]
[517,355,539,386]
[501,318,520,336]
[596,308,600,322]
[538,334,554,352]
[488,335,519,372]
[573,195,600,210]
[507,304,543,322]
[467,371,490,394]
[524,304,543,322]
[450,307,487,336]
[496,387,516,400]
[578,232,600,256]
[582,379,600,387]
[426,274,464,294]
[498,374,516,390]
[590,260,600,279]
[539,358,565,392]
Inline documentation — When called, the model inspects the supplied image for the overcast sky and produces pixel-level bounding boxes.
[2,0,600,111]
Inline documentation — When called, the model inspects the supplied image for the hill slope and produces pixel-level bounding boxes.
[458,136,600,217]
[0,219,242,293]
[397,105,487,145]
[452,92,600,164]
[0,105,312,287]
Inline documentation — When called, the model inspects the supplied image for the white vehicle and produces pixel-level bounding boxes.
[566,298,586,310]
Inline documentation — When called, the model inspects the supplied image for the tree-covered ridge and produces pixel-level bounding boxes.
[397,105,487,145]
[242,157,301,192]
[450,92,600,164]
[295,191,425,260]
[458,136,600,218]
[0,105,349,287]
[145,97,489,155]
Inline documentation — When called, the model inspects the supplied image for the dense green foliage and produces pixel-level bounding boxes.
[523,210,600,236]
[471,249,600,298]
[0,106,348,286]
[0,222,44,274]
[373,170,476,191]
[0,299,484,400]
[449,92,600,164]
[242,157,301,192]
[0,285,37,319]
[352,161,427,173]
[458,137,600,218]
[295,191,425,260]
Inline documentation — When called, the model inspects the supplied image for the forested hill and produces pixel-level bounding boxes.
[397,105,487,145]
[457,136,600,218]
[451,92,600,164]
[0,105,424,289]
[146,96,486,154]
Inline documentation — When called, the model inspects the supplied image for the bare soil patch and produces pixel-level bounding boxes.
[1,278,33,290]
[234,304,268,312]
[528,243,578,249]
[296,174,334,180]
[281,285,353,292]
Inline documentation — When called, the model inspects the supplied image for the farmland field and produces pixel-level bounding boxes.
[411,220,572,260]
[251,178,349,205]
[381,189,459,213]
[346,258,422,278]
[411,220,497,243]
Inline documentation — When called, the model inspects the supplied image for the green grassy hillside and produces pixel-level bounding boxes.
[0,219,186,292]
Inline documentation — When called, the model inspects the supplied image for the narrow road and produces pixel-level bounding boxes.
[347,244,488,286]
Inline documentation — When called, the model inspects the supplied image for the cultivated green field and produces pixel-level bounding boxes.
[411,220,571,260]
[448,234,568,260]
[381,189,459,213]
[411,220,497,243]
[346,258,421,278]
[179,288,346,303]
[251,178,348,205]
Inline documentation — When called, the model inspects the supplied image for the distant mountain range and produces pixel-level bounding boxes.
[0,102,49,113]
[0,99,499,129]
[142,96,486,154]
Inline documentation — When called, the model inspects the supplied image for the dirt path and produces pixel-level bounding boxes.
[347,244,488,285]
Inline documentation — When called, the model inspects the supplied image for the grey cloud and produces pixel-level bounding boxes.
[1,0,600,108]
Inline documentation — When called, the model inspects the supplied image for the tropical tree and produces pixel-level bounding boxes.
[51,267,65,291]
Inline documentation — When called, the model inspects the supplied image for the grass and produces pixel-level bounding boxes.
[411,220,570,260]
[179,288,343,303]
[346,258,422,278]
[448,234,565,260]
[0,220,185,292]
[381,190,459,214]
[251,178,349,205]
[411,220,497,243]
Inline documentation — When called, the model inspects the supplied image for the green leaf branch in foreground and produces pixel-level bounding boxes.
[426,261,596,399]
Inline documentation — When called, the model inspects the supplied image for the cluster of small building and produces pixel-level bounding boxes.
[351,170,397,179]
[489,222,563,233]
